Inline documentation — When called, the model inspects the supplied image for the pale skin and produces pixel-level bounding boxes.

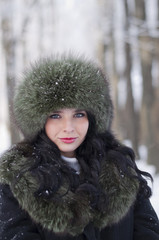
[45,108,89,158]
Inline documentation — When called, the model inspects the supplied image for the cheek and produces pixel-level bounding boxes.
[45,120,57,139]
[79,120,89,136]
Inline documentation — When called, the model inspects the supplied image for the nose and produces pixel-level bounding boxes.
[63,119,74,133]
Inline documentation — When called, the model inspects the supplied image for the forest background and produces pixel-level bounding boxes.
[0,0,159,214]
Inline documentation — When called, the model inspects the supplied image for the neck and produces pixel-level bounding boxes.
[60,152,75,158]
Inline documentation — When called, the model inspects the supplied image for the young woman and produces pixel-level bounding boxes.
[0,55,159,240]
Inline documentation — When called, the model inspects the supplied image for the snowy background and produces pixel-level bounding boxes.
[0,0,159,216]
[125,141,159,217]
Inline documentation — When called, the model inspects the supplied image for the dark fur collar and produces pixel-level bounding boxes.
[0,143,139,236]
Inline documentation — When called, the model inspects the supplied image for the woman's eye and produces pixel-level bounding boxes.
[49,114,61,119]
[74,112,85,118]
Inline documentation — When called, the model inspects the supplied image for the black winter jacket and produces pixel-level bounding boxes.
[0,143,159,240]
[0,184,159,240]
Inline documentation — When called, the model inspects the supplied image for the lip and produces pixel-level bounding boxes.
[59,138,77,143]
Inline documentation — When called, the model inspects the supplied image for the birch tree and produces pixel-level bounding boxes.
[135,0,159,170]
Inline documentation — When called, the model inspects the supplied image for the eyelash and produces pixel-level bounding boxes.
[49,112,86,119]
[49,114,61,119]
[74,113,85,118]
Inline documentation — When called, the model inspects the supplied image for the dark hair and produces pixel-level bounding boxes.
[28,111,107,210]
[14,111,152,210]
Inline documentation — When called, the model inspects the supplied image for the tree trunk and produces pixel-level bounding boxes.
[124,42,139,156]
[136,0,159,172]
[139,37,159,171]
[1,17,21,144]
[144,37,159,172]
[123,0,139,156]
[135,0,146,20]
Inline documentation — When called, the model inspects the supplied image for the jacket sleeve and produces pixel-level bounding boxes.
[0,184,42,240]
[133,197,159,240]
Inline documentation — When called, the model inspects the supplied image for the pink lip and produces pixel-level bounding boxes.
[59,138,77,143]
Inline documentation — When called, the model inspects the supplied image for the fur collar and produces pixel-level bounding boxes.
[0,143,139,236]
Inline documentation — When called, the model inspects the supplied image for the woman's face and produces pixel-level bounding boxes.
[45,108,89,157]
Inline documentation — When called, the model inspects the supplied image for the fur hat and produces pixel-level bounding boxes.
[13,55,113,139]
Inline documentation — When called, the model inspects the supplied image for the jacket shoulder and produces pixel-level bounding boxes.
[0,143,33,185]
[134,198,159,239]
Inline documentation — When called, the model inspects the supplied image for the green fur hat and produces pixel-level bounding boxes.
[13,55,113,139]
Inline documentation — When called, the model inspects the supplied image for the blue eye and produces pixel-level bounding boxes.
[49,114,61,119]
[74,112,85,118]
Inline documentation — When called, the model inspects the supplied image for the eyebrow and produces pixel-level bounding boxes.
[51,109,86,114]
[74,109,86,112]
[51,110,62,113]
